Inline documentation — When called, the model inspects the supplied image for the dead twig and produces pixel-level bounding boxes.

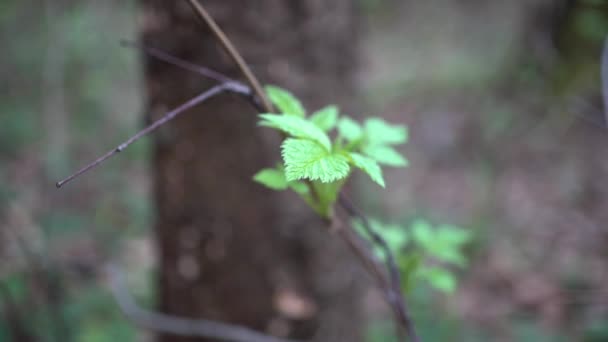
[185,0,273,112]
[56,81,251,188]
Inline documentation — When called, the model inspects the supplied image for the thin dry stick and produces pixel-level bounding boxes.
[186,0,273,112]
[106,264,299,342]
[120,40,234,84]
[56,82,250,188]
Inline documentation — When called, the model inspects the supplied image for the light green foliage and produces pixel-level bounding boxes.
[281,138,350,183]
[412,220,471,267]
[349,153,385,187]
[365,118,408,145]
[361,118,408,166]
[362,145,408,167]
[254,85,408,217]
[310,105,339,131]
[265,85,306,117]
[253,168,288,190]
[338,116,364,142]
[357,218,472,294]
[259,114,332,151]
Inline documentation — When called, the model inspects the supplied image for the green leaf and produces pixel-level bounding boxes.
[417,267,457,293]
[436,225,473,246]
[365,118,408,145]
[412,220,470,266]
[310,105,338,131]
[412,219,434,246]
[281,138,350,183]
[312,179,346,217]
[398,253,422,293]
[349,152,385,187]
[265,85,305,117]
[370,219,409,253]
[259,114,332,151]
[363,145,409,167]
[288,181,309,195]
[253,168,288,190]
[337,116,363,142]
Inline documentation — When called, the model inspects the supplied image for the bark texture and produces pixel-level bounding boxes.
[139,1,362,341]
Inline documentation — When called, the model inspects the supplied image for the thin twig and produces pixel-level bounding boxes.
[338,194,419,342]
[56,81,249,188]
[106,264,300,342]
[120,40,234,84]
[121,41,265,113]
[185,0,273,112]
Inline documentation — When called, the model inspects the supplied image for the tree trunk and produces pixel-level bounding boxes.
[139,1,362,341]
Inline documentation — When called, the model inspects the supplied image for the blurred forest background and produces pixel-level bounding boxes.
[2,0,608,341]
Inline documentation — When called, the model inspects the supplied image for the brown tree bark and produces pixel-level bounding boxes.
[139,1,362,341]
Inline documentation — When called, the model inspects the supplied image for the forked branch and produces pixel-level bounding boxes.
[56,81,252,188]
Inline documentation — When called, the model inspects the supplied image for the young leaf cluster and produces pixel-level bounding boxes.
[254,85,409,217]
[356,218,473,294]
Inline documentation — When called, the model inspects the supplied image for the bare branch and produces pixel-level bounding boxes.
[185,0,273,112]
[120,40,234,84]
[106,264,300,342]
[56,81,250,188]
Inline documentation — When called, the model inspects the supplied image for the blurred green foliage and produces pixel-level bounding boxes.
[0,1,147,341]
[356,218,472,295]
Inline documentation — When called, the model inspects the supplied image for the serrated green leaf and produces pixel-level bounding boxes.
[265,85,305,117]
[363,145,409,167]
[365,118,408,145]
[337,116,363,142]
[281,138,350,183]
[259,114,332,151]
[253,168,288,190]
[310,105,338,131]
[349,152,385,187]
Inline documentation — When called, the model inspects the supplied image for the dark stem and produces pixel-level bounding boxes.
[338,193,420,342]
